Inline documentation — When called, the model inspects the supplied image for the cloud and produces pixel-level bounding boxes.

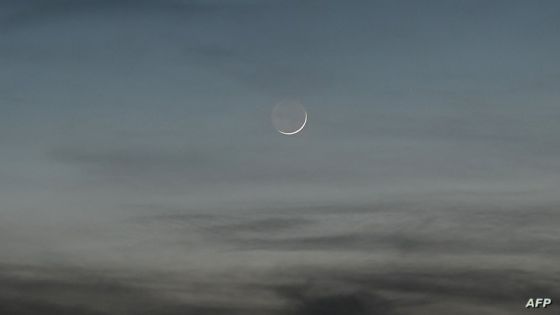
[204,217,313,234]
[292,292,396,315]
[0,299,107,315]
[0,263,265,315]
[138,202,560,257]
[2,1,560,314]
[3,261,556,315]
[272,266,560,314]
[0,264,154,315]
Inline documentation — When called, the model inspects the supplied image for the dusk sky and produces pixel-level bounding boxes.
[1,1,559,314]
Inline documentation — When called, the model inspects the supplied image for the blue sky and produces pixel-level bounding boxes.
[1,1,559,314]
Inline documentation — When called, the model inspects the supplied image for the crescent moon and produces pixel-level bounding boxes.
[278,110,307,135]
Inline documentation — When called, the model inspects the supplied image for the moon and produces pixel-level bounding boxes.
[271,101,308,135]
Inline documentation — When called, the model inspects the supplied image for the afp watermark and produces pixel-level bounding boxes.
[525,298,552,309]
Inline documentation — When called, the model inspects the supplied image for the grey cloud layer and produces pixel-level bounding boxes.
[1,259,558,315]
[139,202,560,256]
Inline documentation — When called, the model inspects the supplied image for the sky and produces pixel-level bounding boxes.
[1,0,560,314]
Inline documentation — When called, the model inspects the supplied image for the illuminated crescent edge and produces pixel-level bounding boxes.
[279,111,307,135]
